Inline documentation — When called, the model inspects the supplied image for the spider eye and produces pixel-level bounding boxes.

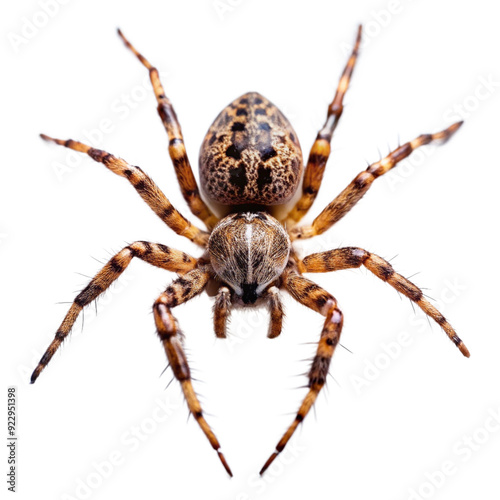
[241,283,258,304]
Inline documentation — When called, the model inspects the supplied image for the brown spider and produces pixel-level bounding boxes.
[31,26,470,477]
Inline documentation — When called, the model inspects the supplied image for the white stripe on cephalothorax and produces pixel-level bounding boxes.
[245,222,253,283]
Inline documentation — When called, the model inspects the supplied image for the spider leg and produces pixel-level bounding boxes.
[31,242,198,383]
[289,121,463,240]
[282,25,362,227]
[267,286,284,339]
[117,29,218,230]
[301,247,470,356]
[40,134,209,247]
[213,286,231,338]
[153,269,232,476]
[260,273,343,475]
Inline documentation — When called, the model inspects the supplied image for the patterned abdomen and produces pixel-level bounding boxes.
[199,92,303,207]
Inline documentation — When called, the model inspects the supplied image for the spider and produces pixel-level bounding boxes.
[31,26,470,477]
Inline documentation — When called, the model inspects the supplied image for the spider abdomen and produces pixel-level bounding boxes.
[199,92,303,208]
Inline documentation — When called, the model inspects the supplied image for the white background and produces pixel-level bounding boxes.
[2,1,500,499]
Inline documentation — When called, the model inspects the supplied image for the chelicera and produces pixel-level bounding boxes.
[32,26,470,476]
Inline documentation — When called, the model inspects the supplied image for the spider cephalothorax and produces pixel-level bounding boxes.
[208,212,290,304]
[32,26,469,478]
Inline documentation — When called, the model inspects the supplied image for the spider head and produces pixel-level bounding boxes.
[208,212,290,304]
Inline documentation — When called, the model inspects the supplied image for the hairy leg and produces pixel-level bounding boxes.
[117,29,218,230]
[282,25,362,226]
[40,134,209,247]
[260,273,343,474]
[153,269,232,476]
[301,247,469,356]
[213,286,231,338]
[31,242,198,383]
[289,121,463,240]
[267,286,284,339]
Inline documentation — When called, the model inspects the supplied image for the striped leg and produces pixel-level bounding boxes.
[289,121,463,240]
[301,247,470,356]
[260,273,343,475]
[153,269,232,476]
[117,29,218,230]
[282,25,362,227]
[213,286,231,338]
[40,134,209,247]
[31,242,198,383]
